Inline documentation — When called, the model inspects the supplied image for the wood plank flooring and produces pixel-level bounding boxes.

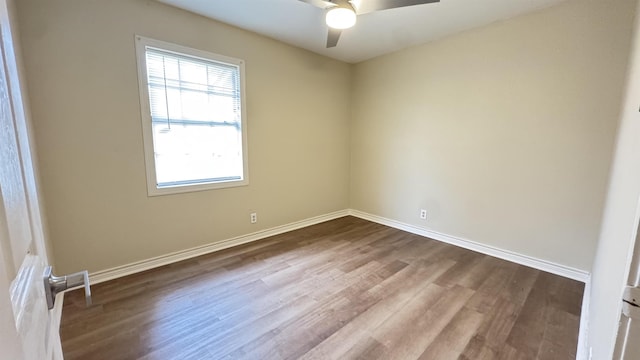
[60,216,584,360]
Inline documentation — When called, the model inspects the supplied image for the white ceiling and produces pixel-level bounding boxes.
[158,0,567,63]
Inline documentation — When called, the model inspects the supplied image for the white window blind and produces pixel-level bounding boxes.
[136,36,248,195]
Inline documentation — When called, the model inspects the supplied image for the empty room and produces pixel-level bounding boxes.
[2,0,640,359]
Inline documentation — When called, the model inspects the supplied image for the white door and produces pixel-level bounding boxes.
[0,0,64,359]
[614,222,640,359]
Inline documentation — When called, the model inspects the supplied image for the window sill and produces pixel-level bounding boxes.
[147,178,249,196]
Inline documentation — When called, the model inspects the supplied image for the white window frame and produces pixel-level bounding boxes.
[135,35,249,196]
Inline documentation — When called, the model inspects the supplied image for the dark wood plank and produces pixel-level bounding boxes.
[60,216,584,360]
[417,307,485,360]
[369,284,474,359]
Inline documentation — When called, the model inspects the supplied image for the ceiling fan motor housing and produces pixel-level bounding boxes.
[299,0,441,48]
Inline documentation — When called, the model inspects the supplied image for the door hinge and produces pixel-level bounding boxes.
[622,286,640,320]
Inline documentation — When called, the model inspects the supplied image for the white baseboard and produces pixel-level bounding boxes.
[92,208,591,284]
[576,276,591,360]
[348,209,590,283]
[353,209,592,358]
[87,207,592,358]
[89,210,349,284]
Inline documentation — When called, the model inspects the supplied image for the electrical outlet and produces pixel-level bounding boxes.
[250,212,257,224]
[420,209,427,220]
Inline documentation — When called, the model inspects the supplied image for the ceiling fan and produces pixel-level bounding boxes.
[298,0,440,48]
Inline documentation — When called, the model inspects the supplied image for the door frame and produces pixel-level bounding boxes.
[0,0,63,358]
[613,210,640,358]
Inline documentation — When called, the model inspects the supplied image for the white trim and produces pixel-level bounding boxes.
[87,208,592,358]
[134,35,249,197]
[50,292,64,360]
[92,208,592,284]
[577,276,591,360]
[348,209,590,282]
[90,210,349,284]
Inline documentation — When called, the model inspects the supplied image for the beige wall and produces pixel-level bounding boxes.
[14,0,640,355]
[15,0,637,281]
[350,0,636,271]
[15,0,352,274]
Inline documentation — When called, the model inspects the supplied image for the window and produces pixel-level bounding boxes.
[135,36,248,196]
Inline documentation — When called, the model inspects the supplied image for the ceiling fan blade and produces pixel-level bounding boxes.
[354,0,439,14]
[326,28,342,48]
[298,0,337,9]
